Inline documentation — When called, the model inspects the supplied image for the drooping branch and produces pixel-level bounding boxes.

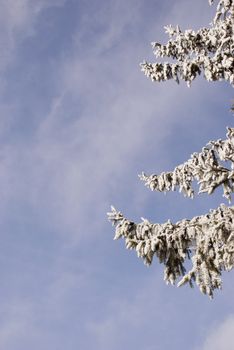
[139,127,234,201]
[140,0,234,86]
[108,204,234,298]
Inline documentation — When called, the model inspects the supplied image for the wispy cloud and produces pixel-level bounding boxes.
[0,1,233,349]
[0,0,65,71]
[199,315,234,350]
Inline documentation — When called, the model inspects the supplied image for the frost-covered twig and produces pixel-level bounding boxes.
[139,127,234,202]
[140,0,234,86]
[108,204,234,298]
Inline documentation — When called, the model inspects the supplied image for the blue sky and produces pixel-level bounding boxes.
[0,0,233,349]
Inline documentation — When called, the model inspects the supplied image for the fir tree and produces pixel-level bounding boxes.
[108,0,234,298]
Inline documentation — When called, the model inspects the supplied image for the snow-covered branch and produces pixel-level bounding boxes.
[108,0,234,298]
[108,204,234,298]
[140,0,234,86]
[139,127,234,201]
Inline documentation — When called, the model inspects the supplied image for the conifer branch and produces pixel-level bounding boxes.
[108,204,234,298]
[140,0,234,86]
[139,127,234,202]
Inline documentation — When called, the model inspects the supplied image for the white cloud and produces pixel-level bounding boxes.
[200,316,234,350]
[0,0,65,71]
[0,300,37,349]
[86,276,164,350]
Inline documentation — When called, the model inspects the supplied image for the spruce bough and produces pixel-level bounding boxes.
[108,0,234,298]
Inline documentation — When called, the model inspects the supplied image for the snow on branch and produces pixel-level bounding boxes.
[140,0,234,86]
[108,0,234,298]
[139,127,234,202]
[107,204,234,298]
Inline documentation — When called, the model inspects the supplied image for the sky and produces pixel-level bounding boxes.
[0,0,233,349]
